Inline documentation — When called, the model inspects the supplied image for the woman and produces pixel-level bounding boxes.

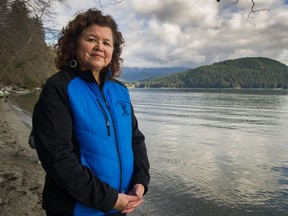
[32,8,150,216]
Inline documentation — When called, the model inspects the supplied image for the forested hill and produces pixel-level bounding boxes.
[139,57,288,89]
[120,67,188,82]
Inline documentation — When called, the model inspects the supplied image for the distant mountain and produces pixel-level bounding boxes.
[119,67,188,82]
[139,57,288,89]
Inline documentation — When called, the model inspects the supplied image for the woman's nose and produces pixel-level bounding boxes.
[94,41,104,51]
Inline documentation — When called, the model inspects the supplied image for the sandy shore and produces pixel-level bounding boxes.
[0,100,45,216]
[0,99,151,216]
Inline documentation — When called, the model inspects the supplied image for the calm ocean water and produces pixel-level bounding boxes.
[13,88,288,216]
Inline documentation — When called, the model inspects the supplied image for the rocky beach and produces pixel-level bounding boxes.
[0,99,45,216]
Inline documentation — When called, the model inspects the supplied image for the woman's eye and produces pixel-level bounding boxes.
[103,41,111,46]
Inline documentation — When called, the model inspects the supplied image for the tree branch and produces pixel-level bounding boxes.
[246,0,270,18]
[217,0,271,18]
[96,0,124,8]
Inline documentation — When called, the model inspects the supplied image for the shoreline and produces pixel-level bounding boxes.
[0,99,45,215]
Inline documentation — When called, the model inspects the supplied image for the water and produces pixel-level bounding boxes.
[13,88,288,216]
[9,91,40,129]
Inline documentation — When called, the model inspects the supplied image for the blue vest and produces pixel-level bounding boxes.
[68,77,134,215]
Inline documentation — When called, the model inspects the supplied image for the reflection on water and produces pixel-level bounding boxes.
[9,92,40,128]
[130,88,288,215]
[14,88,288,215]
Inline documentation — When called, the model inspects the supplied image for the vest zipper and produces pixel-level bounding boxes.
[97,99,111,136]
[105,101,123,192]
[96,79,123,192]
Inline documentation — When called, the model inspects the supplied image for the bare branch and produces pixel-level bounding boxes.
[110,0,124,5]
[96,0,124,8]
[98,0,103,8]
[217,0,271,18]
[247,0,270,18]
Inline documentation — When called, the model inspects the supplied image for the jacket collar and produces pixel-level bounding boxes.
[70,66,111,84]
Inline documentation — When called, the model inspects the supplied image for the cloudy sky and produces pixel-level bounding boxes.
[49,0,288,69]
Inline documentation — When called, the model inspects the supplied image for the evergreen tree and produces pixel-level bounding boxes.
[0,0,55,88]
[0,0,9,28]
[0,0,10,80]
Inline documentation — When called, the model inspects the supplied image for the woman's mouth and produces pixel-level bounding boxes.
[90,53,103,58]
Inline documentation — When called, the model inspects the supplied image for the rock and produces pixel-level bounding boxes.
[0,90,10,98]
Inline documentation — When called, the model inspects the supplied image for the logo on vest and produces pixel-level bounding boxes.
[117,101,130,116]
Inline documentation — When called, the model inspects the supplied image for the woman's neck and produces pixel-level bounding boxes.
[92,70,101,85]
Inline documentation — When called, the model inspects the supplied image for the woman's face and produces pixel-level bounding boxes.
[76,24,114,73]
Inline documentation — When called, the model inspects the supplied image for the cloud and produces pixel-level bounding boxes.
[48,0,288,68]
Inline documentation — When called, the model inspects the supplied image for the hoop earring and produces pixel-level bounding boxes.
[69,59,78,68]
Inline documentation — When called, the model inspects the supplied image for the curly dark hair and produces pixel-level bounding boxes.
[54,8,124,78]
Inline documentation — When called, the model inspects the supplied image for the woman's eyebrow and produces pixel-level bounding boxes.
[83,33,96,37]
[84,34,112,41]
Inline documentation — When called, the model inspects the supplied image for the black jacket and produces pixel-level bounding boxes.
[32,68,150,215]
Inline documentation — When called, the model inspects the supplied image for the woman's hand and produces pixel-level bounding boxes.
[129,184,145,197]
[120,184,145,213]
[114,184,145,213]
[114,193,143,213]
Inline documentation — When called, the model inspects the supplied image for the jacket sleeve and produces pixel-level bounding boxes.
[32,77,118,213]
[130,105,150,194]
